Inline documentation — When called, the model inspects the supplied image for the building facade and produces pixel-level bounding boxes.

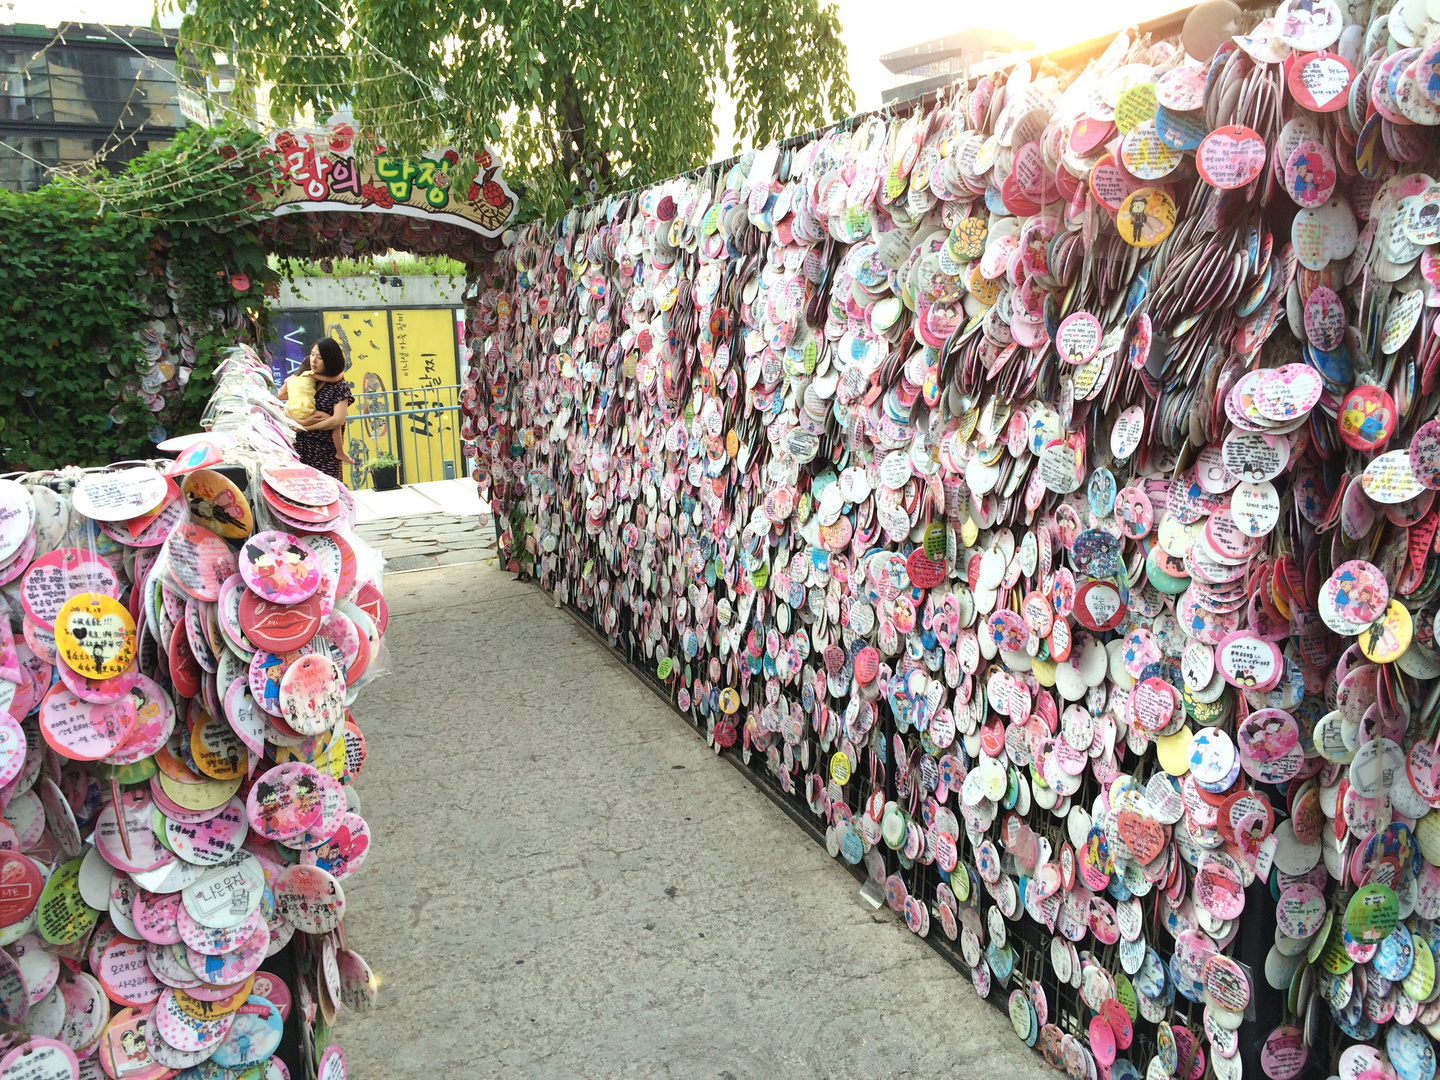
[0,22,190,191]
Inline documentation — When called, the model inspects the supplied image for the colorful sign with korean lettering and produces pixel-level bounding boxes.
[267,123,517,237]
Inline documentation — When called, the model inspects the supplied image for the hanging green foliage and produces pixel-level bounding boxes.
[169,0,854,221]
[0,121,282,470]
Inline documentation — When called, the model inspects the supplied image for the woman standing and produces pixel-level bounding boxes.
[279,338,355,485]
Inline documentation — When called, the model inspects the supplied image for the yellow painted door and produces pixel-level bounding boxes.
[322,310,396,490]
[390,308,461,485]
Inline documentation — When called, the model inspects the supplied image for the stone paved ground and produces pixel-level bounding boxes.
[339,561,1056,1080]
[352,511,498,572]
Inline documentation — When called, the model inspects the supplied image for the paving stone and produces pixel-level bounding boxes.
[384,554,438,572]
[435,548,491,566]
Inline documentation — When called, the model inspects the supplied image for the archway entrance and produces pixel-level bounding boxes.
[254,119,518,493]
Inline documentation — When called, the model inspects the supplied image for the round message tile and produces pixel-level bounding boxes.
[1388,1024,1437,1080]
[132,890,182,946]
[180,469,253,541]
[1116,188,1176,248]
[172,974,254,1022]
[1112,408,1146,461]
[0,530,35,592]
[209,996,283,1068]
[264,486,343,529]
[180,853,264,931]
[1283,141,1337,208]
[1230,482,1279,536]
[97,936,163,1006]
[222,679,265,761]
[39,685,135,762]
[95,1005,166,1077]
[239,532,321,605]
[0,1038,77,1080]
[52,593,134,681]
[11,934,56,1006]
[1345,882,1399,943]
[1412,420,1440,488]
[0,948,25,1026]
[1214,632,1283,691]
[336,950,376,1012]
[153,987,235,1053]
[0,851,42,928]
[164,796,247,867]
[36,858,98,946]
[1195,856,1245,919]
[187,921,268,986]
[1057,312,1102,364]
[1338,385,1397,451]
[143,1012,218,1072]
[1188,728,1236,787]
[1303,286,1345,350]
[246,762,328,841]
[274,864,346,934]
[1221,430,1289,482]
[304,530,358,599]
[165,524,238,602]
[1323,560,1389,628]
[313,812,371,880]
[0,481,34,565]
[1288,51,1354,111]
[1198,125,1267,189]
[21,549,119,630]
[189,713,247,781]
[179,901,261,956]
[72,468,168,522]
[319,1045,346,1080]
[155,770,242,816]
[1074,580,1126,632]
[1121,120,1181,179]
[1276,883,1326,938]
[1359,601,1413,664]
[1361,449,1423,504]
[1256,364,1322,421]
[260,463,339,507]
[56,645,137,706]
[354,581,387,633]
[1202,954,1251,1013]
[0,717,26,805]
[277,654,345,737]
[94,794,172,881]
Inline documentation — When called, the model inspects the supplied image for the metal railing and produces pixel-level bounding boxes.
[342,382,467,490]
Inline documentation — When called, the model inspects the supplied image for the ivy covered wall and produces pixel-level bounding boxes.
[0,122,279,470]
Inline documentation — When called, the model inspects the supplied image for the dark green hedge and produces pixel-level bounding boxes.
[0,122,279,470]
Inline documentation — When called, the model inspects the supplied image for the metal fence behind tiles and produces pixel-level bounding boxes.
[343,383,467,490]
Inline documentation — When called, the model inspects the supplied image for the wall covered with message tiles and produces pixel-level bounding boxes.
[459,5,1440,1079]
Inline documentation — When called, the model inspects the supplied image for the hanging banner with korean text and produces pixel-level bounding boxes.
[266,118,518,237]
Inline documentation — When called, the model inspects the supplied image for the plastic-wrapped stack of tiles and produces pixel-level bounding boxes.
[0,346,380,1080]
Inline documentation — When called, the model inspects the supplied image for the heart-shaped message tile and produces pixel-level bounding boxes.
[1132,677,1176,732]
[1117,810,1169,864]
[1288,52,1354,111]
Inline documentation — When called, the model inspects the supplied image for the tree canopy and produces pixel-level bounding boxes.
[170,0,854,220]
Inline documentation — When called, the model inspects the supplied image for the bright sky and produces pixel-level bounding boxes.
[832,0,1188,107]
[5,0,1191,151]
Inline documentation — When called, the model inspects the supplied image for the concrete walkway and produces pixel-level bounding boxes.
[352,512,497,572]
[351,478,485,522]
[342,562,1053,1080]
[349,479,497,572]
